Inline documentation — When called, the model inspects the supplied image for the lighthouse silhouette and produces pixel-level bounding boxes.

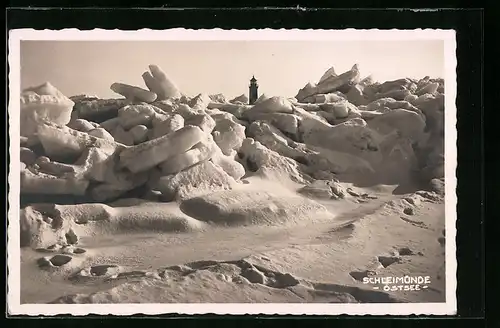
[249,75,259,105]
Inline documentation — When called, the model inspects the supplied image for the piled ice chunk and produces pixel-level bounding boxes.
[19,63,444,203]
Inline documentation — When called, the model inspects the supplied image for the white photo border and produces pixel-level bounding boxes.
[7,28,457,316]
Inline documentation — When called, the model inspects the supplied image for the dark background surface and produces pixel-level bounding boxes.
[5,6,487,326]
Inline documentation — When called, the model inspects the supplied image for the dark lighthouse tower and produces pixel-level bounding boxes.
[249,75,259,105]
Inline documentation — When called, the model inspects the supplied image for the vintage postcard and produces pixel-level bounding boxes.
[7,28,457,316]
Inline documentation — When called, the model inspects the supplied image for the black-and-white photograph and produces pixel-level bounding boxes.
[8,29,457,315]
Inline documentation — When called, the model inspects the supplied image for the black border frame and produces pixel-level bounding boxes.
[5,7,486,326]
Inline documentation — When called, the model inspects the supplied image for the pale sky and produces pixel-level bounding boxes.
[20,40,444,100]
